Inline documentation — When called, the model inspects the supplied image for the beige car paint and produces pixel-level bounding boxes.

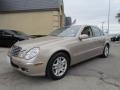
[8,25,110,76]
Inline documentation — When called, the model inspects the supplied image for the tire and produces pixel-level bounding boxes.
[102,45,110,58]
[46,52,70,80]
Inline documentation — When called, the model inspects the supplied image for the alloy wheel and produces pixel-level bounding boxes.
[52,56,67,77]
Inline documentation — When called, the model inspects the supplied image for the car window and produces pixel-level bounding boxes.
[49,26,80,37]
[92,27,101,37]
[3,31,12,35]
[99,29,104,36]
[81,26,93,38]
[12,31,25,36]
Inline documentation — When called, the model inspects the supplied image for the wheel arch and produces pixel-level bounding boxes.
[48,50,71,65]
[105,42,110,48]
[45,49,71,76]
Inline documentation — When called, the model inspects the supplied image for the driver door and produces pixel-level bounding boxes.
[70,26,96,65]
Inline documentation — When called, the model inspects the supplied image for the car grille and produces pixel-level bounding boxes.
[11,45,22,57]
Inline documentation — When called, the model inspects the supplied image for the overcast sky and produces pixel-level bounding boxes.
[63,0,120,33]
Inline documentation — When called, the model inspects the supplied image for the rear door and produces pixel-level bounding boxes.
[91,26,106,55]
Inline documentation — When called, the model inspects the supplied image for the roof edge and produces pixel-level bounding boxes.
[0,8,59,14]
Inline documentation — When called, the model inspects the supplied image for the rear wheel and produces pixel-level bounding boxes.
[102,45,110,58]
[46,52,70,80]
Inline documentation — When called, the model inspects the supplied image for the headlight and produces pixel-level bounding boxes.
[24,48,40,60]
[19,50,26,58]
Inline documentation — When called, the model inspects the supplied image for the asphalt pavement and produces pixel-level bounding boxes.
[0,42,120,90]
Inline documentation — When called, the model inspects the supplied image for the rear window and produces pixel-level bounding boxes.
[92,27,102,37]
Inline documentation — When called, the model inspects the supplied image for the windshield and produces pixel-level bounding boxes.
[12,30,28,36]
[49,26,80,37]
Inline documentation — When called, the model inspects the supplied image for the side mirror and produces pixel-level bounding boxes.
[79,34,88,40]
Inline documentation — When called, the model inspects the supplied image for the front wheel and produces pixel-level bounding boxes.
[102,45,110,58]
[46,52,70,80]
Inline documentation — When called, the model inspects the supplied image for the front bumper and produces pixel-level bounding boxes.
[10,57,46,76]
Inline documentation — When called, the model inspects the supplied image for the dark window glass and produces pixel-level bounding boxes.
[3,31,11,35]
[81,27,93,38]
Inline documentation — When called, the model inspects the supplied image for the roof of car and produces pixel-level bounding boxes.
[0,0,63,12]
[0,29,14,31]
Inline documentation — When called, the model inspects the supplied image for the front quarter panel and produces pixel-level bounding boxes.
[39,46,71,64]
[37,38,78,67]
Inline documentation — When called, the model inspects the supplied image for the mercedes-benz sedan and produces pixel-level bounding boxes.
[8,25,110,80]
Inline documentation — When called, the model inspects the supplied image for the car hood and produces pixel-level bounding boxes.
[15,36,66,49]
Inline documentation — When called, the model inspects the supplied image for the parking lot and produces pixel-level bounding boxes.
[0,42,120,90]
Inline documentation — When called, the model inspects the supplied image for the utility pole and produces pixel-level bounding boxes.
[107,0,111,34]
[101,22,104,31]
